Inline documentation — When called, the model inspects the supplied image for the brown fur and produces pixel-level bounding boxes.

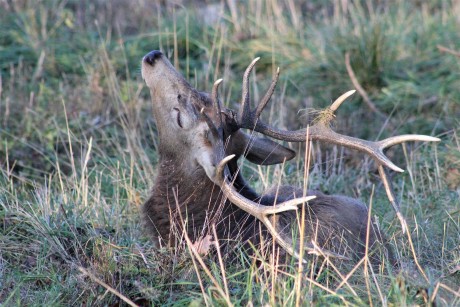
[140,50,394,266]
[142,154,392,264]
[142,155,258,248]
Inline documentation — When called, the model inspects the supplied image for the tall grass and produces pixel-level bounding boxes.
[1,0,459,305]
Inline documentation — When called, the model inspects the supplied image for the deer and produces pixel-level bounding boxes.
[140,50,440,265]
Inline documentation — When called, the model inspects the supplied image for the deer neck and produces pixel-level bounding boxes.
[143,155,261,246]
[143,155,225,243]
[155,156,219,207]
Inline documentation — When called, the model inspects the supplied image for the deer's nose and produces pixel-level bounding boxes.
[144,50,163,66]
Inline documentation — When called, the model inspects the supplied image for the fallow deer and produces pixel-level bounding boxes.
[141,50,439,264]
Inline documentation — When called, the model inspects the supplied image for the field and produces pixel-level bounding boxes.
[1,0,459,305]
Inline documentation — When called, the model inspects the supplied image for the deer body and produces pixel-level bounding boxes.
[143,153,382,262]
[143,154,378,258]
[141,50,438,264]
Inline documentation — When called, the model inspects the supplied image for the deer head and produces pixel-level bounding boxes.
[141,50,440,263]
[141,50,297,249]
[141,50,295,179]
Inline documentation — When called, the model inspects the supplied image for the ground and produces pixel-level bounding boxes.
[0,1,459,305]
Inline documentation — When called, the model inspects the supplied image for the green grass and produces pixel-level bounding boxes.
[1,0,459,305]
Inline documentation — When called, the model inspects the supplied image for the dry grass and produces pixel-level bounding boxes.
[1,0,459,305]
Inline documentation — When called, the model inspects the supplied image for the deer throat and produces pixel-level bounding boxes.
[142,157,227,245]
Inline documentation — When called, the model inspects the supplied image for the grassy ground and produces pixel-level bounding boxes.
[0,0,459,305]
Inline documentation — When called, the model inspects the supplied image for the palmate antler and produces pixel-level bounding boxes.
[236,58,440,217]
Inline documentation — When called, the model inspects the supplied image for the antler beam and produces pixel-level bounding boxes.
[205,78,351,262]
[236,58,440,173]
[215,155,351,261]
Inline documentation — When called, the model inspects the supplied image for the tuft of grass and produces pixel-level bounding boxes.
[1,0,459,305]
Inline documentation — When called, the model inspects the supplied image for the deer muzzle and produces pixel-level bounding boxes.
[143,50,163,66]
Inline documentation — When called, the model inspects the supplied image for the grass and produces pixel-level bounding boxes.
[1,0,459,305]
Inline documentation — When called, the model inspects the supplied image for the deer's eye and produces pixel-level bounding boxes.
[173,107,183,128]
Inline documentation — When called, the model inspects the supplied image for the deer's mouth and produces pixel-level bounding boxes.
[143,50,163,66]
[141,50,166,85]
[142,50,194,97]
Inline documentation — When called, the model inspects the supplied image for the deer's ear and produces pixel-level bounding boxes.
[228,130,296,165]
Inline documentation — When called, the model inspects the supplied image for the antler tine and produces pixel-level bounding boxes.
[329,90,356,112]
[239,57,260,126]
[212,78,224,128]
[215,155,351,261]
[255,67,280,119]
[378,135,440,149]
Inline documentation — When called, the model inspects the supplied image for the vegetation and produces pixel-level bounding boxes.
[0,0,459,305]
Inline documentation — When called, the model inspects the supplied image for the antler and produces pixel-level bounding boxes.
[215,155,350,261]
[204,78,350,262]
[237,58,440,173]
[236,58,440,221]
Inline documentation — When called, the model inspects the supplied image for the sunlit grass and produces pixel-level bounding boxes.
[1,0,459,305]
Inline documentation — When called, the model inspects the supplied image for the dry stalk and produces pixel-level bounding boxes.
[78,267,138,307]
[175,190,233,306]
[437,45,460,57]
[345,52,386,119]
[364,185,374,307]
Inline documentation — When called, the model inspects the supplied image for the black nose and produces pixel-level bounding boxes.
[144,50,163,66]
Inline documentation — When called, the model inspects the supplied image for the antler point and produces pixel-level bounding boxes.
[223,154,235,163]
[330,90,357,112]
